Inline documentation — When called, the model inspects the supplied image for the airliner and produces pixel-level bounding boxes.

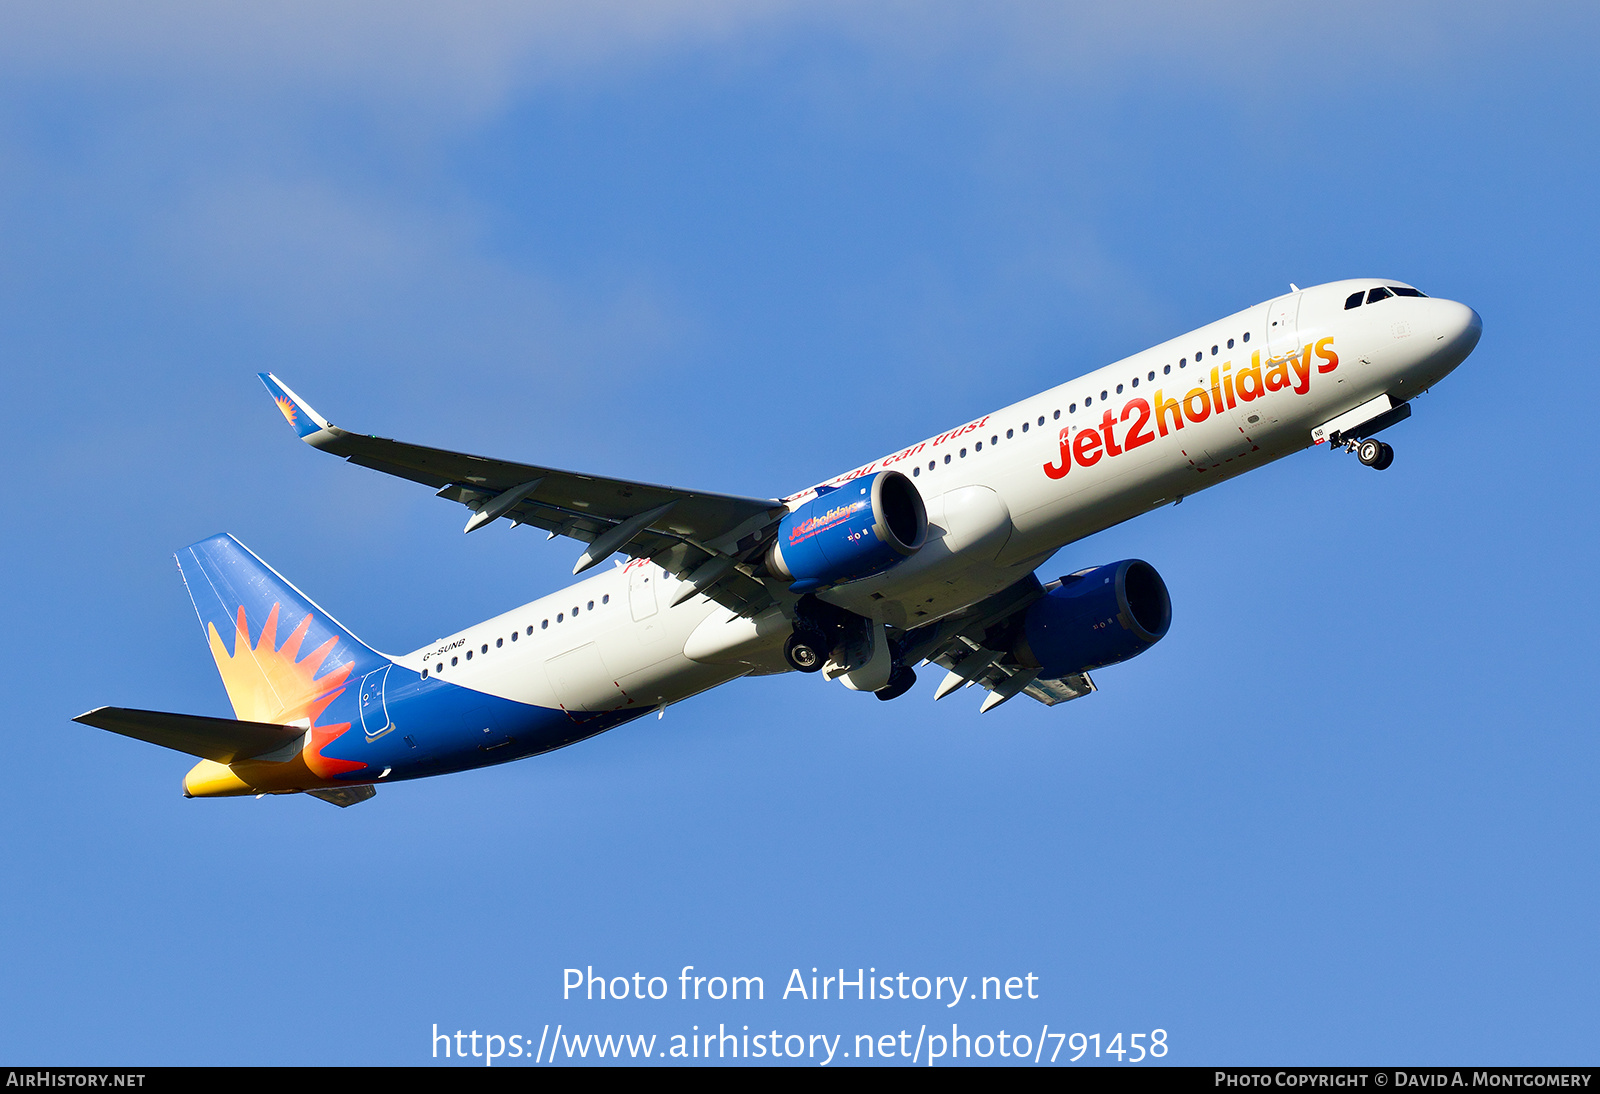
[76,279,1481,806]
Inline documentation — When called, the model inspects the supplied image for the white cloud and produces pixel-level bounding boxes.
[0,1,1555,119]
[0,1,801,117]
[161,169,695,410]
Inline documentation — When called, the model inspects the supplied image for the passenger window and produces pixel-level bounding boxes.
[1211,345,1218,355]
[1179,358,1187,368]
[1116,384,1123,394]
[603,595,610,604]
[527,625,534,635]
[1345,291,1364,309]
[496,638,503,648]
[1052,410,1060,420]
[944,454,952,464]
[1131,378,1138,388]
[1006,428,1014,438]
[1242,332,1250,342]
[1367,287,1392,304]
[557,613,563,622]
[929,460,936,469]
[1037,416,1045,426]
[959,448,967,458]
[974,442,982,452]
[1148,371,1155,381]
[422,668,430,679]
[542,620,549,629]
[481,644,488,654]
[1021,423,1029,432]
[1164,364,1171,374]
[451,656,458,666]
[511,632,518,642]
[465,650,472,660]
[1226,339,1234,349]
[1068,404,1076,413]
[587,600,595,610]
[991,435,998,445]
[1100,390,1107,400]
[913,467,920,476]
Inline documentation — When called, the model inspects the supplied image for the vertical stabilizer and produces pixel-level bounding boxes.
[175,534,388,728]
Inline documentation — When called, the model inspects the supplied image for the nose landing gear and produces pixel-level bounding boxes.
[1354,437,1395,470]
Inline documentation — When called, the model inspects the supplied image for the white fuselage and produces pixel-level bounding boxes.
[395,279,1481,715]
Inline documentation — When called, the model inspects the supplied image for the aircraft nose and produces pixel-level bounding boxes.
[1436,299,1482,360]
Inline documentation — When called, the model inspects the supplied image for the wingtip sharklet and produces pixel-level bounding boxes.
[258,372,336,443]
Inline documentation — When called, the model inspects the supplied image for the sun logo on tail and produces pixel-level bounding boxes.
[207,604,364,777]
[274,395,299,428]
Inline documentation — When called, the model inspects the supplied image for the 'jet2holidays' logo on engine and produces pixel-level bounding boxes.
[788,499,869,545]
[1043,339,1338,480]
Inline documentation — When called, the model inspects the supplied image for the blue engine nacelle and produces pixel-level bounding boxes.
[1015,559,1172,677]
[767,470,928,593]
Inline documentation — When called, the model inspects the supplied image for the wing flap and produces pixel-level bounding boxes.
[900,575,1098,712]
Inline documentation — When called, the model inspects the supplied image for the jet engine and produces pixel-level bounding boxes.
[766,470,927,593]
[1014,559,1172,677]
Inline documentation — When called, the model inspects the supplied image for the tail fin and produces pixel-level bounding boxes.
[176,534,388,727]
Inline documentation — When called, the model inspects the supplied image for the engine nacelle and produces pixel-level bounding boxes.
[767,471,927,593]
[1015,559,1172,677]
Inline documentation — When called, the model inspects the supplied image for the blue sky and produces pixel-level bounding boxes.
[2,2,1597,1066]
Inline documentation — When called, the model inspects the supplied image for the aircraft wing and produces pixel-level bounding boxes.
[896,575,1097,713]
[259,374,787,616]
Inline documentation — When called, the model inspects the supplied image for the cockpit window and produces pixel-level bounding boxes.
[1345,292,1364,310]
[1389,286,1426,297]
[1366,286,1393,304]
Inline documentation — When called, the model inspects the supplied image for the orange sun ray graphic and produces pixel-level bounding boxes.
[206,603,364,777]
[273,395,298,428]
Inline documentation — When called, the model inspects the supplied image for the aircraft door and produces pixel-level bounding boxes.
[1266,292,1302,362]
[359,664,393,740]
[629,566,658,621]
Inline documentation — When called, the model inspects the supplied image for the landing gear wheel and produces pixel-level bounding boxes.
[1373,441,1394,471]
[784,632,828,673]
[874,665,917,702]
[1357,438,1384,467]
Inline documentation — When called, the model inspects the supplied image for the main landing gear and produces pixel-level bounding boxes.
[783,630,829,673]
[874,665,917,702]
[1347,436,1394,471]
[781,596,919,699]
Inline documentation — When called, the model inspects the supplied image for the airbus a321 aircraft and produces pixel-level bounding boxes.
[77,279,1480,806]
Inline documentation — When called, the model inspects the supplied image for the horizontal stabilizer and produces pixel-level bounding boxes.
[73,706,304,764]
[308,785,376,808]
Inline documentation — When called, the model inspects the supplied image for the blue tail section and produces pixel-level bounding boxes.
[173,532,653,793]
[176,534,389,725]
